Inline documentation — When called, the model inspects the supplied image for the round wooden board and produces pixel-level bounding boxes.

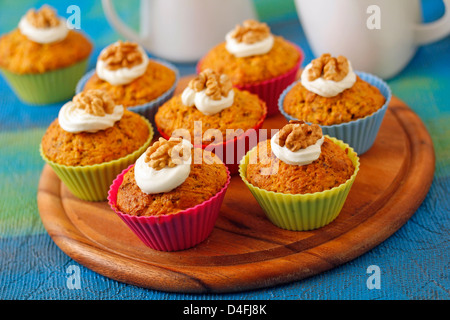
[37,76,435,293]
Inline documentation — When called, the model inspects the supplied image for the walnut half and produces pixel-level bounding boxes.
[99,41,144,71]
[144,137,190,170]
[307,53,350,82]
[73,90,116,116]
[229,19,271,44]
[25,5,61,28]
[276,120,323,152]
[188,69,232,101]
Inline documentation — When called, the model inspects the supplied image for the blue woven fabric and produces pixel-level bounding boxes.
[0,0,448,300]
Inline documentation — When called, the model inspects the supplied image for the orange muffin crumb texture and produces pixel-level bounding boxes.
[41,110,150,166]
[83,60,176,107]
[283,76,386,126]
[155,88,266,145]
[116,149,228,216]
[246,137,355,194]
[0,29,92,74]
[199,36,300,86]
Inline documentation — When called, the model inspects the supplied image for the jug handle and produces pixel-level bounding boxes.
[101,0,144,44]
[414,0,450,45]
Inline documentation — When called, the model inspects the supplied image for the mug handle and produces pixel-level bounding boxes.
[414,0,450,45]
[101,0,144,43]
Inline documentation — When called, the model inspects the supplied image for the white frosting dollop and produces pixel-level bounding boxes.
[300,61,357,98]
[181,87,234,116]
[134,139,193,194]
[18,15,68,44]
[270,132,324,166]
[96,43,149,86]
[225,32,274,58]
[58,101,124,133]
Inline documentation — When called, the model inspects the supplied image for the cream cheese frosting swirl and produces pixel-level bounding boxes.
[271,120,324,166]
[271,133,324,166]
[96,42,149,86]
[181,69,234,115]
[134,138,193,194]
[225,32,274,58]
[18,10,68,44]
[181,87,234,116]
[58,90,124,133]
[301,54,357,98]
[225,19,274,58]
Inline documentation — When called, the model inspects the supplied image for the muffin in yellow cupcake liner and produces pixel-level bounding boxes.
[40,118,154,202]
[1,58,90,105]
[239,136,360,231]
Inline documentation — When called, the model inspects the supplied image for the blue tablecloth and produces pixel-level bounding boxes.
[0,0,448,300]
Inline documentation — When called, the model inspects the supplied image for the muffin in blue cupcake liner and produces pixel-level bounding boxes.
[278,71,392,155]
[76,58,179,128]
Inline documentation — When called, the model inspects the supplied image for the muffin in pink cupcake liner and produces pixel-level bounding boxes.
[196,42,304,117]
[108,164,231,251]
[157,102,267,176]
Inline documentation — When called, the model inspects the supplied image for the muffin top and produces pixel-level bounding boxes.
[0,5,92,74]
[199,19,301,86]
[41,90,151,166]
[155,69,266,145]
[82,40,176,107]
[116,138,228,216]
[246,120,355,194]
[282,53,386,126]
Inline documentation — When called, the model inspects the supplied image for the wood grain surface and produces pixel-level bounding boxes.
[37,76,435,293]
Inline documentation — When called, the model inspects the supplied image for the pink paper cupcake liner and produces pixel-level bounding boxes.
[197,42,304,117]
[108,164,231,251]
[157,103,267,175]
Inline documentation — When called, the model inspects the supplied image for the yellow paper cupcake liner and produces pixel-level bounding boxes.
[40,117,154,201]
[239,136,360,231]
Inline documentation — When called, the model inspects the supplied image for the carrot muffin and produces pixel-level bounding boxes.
[116,137,228,216]
[282,53,386,126]
[246,120,355,194]
[81,40,177,107]
[0,5,91,74]
[0,5,92,104]
[41,89,151,166]
[199,19,301,86]
[155,69,266,145]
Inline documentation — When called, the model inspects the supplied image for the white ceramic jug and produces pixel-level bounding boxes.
[101,0,257,62]
[294,0,450,78]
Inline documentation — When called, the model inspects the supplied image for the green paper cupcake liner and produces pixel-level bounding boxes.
[0,58,89,105]
[239,136,360,231]
[40,117,154,201]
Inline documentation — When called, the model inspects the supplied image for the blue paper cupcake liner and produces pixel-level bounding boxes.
[278,71,392,155]
[76,58,179,128]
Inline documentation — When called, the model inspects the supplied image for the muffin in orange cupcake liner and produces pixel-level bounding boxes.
[197,42,304,117]
[157,103,267,175]
[108,164,231,251]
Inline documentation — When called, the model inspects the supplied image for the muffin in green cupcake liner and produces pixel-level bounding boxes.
[40,117,154,202]
[239,136,360,231]
[0,58,89,105]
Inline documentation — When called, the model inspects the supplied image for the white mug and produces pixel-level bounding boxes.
[101,0,256,63]
[294,0,450,78]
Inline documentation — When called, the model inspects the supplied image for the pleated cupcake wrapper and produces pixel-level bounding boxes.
[157,102,267,175]
[196,42,304,117]
[0,58,89,105]
[76,58,179,129]
[279,71,392,155]
[108,164,231,251]
[40,117,154,202]
[239,136,360,231]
